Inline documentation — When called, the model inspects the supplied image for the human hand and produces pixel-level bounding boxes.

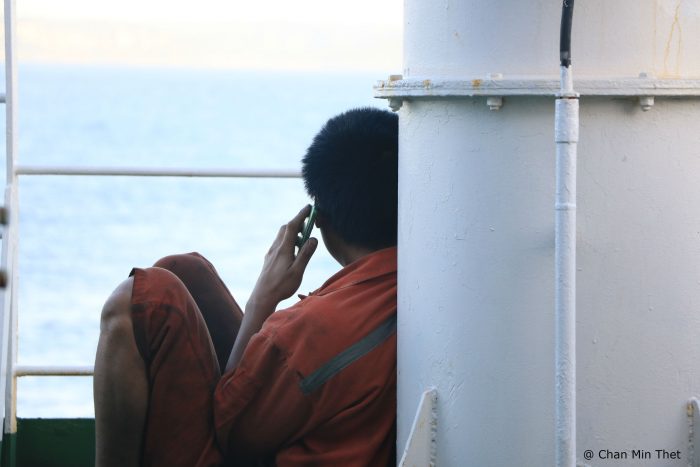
[249,205,318,310]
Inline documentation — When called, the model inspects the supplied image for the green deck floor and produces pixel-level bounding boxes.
[2,419,95,467]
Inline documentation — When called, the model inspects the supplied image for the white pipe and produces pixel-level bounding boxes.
[555,64,579,467]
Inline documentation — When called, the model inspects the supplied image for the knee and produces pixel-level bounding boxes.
[100,277,134,335]
[153,252,208,271]
[152,253,216,286]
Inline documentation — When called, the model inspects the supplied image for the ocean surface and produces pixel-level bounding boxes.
[12,63,389,417]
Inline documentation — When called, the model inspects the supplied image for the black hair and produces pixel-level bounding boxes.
[302,107,398,250]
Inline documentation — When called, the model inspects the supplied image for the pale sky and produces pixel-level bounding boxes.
[19,0,399,25]
[15,0,403,71]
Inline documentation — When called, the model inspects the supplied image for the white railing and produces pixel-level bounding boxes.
[9,165,303,422]
[9,169,302,380]
[15,165,301,178]
[13,365,94,377]
[0,0,304,436]
[1,0,20,436]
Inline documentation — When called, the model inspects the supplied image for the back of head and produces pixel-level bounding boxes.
[302,107,398,251]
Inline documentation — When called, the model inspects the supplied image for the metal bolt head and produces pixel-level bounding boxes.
[389,98,403,112]
[639,96,654,111]
[486,96,503,111]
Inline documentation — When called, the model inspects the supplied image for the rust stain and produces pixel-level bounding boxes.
[653,0,658,70]
[663,1,683,78]
[471,79,482,88]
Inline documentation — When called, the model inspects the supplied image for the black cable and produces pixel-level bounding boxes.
[560,0,575,67]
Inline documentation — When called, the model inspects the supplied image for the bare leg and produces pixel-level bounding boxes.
[94,277,147,467]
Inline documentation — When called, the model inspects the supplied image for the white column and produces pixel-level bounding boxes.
[396,0,700,465]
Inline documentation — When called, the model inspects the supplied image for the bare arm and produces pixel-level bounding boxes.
[224,206,317,373]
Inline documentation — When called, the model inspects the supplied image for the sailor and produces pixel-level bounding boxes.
[93,107,399,467]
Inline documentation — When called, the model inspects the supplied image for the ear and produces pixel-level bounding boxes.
[314,212,325,228]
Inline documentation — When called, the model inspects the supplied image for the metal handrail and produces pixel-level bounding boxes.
[2,0,20,435]
[2,0,299,430]
[15,165,302,178]
[14,365,94,377]
[12,165,302,382]
[12,164,302,385]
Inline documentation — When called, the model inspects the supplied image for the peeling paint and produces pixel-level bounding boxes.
[663,1,683,77]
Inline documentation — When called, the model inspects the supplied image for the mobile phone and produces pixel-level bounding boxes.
[296,204,317,249]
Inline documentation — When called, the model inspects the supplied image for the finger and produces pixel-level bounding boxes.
[268,224,286,253]
[282,205,312,249]
[291,237,318,274]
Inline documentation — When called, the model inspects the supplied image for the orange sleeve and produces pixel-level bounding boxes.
[213,330,313,464]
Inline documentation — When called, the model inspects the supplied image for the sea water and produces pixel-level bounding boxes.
[12,64,388,417]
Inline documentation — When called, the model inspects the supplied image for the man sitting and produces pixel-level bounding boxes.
[93,107,399,466]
